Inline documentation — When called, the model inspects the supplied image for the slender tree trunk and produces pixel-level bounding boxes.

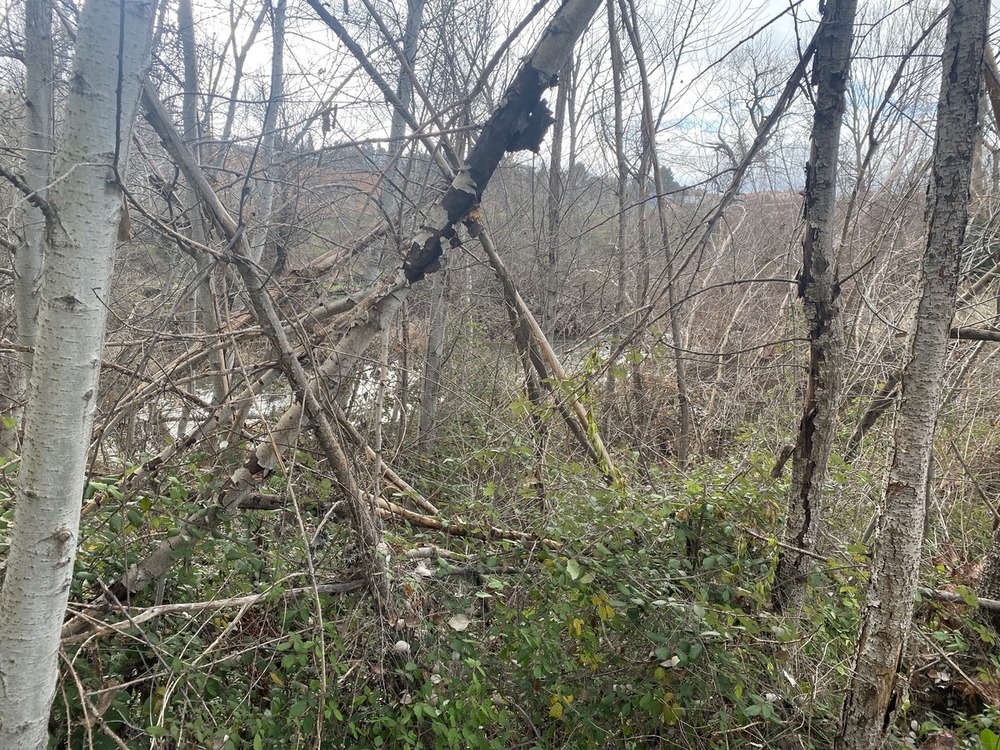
[846,38,1000,453]
[233,256,397,625]
[387,0,423,214]
[604,0,627,436]
[976,50,1000,630]
[367,0,425,283]
[835,0,987,744]
[248,0,286,265]
[479,230,620,482]
[607,0,628,321]
[418,264,448,450]
[619,0,691,464]
[215,3,268,165]
[543,59,570,337]
[771,0,857,613]
[3,0,54,457]
[845,371,899,461]
[16,0,53,374]
[177,0,229,404]
[0,0,155,744]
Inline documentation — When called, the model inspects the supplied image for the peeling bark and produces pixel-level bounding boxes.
[400,0,602,282]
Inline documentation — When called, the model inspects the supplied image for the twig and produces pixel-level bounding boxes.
[374,495,561,549]
[0,163,57,222]
[917,587,1000,612]
[62,580,365,643]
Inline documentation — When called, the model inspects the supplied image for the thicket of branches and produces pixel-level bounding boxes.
[1,0,1000,746]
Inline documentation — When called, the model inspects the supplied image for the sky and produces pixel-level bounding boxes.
[177,0,951,193]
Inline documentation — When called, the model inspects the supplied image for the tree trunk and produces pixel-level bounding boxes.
[0,0,155,744]
[543,59,570,337]
[177,0,229,405]
[16,0,53,373]
[3,0,54,457]
[365,0,425,283]
[604,0,628,438]
[418,262,448,450]
[835,0,987,744]
[771,0,857,613]
[975,46,1000,626]
[248,0,285,265]
[618,0,692,464]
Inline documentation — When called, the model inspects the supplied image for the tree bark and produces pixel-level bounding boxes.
[177,0,229,405]
[0,0,155,744]
[771,0,857,613]
[975,45,1000,625]
[604,0,628,439]
[835,0,987,744]
[16,0,53,374]
[417,263,448,450]
[2,0,55,457]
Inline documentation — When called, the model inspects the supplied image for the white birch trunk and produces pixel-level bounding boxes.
[16,0,53,372]
[0,0,155,745]
[834,0,987,745]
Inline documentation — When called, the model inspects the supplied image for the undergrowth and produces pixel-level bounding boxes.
[24,426,1000,748]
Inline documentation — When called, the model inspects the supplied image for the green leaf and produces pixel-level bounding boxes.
[254,734,263,750]
[289,700,309,719]
[982,728,1000,750]
[566,559,581,581]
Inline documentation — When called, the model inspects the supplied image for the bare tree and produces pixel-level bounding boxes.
[835,0,988,744]
[770,0,857,613]
[0,0,155,743]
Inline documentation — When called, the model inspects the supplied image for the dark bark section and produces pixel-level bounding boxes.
[403,63,556,282]
[771,0,856,612]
